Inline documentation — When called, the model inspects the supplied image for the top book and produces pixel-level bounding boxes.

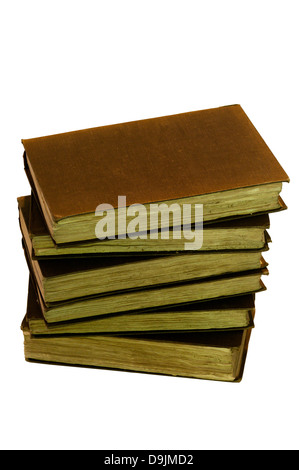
[22,105,289,244]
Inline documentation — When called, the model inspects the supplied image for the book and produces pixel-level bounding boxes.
[26,275,255,335]
[22,105,289,244]
[29,261,267,323]
[20,195,268,304]
[19,194,272,257]
[21,313,252,382]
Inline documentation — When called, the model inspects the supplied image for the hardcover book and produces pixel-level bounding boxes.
[21,313,253,382]
[26,275,255,335]
[22,105,289,244]
[19,194,272,257]
[26,248,267,323]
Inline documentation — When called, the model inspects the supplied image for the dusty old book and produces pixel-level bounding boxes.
[22,105,289,244]
[26,251,267,323]
[26,275,255,335]
[21,313,253,382]
[20,199,268,304]
[18,194,272,257]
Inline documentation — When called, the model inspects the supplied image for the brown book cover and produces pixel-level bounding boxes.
[22,104,289,217]
[22,105,289,243]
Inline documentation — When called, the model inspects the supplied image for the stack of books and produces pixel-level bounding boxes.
[18,105,289,382]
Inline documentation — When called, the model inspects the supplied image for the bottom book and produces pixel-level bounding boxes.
[21,310,253,384]
[22,320,252,383]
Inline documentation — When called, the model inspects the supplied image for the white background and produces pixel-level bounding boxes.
[1,1,298,450]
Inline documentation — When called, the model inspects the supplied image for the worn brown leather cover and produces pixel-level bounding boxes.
[22,105,289,221]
